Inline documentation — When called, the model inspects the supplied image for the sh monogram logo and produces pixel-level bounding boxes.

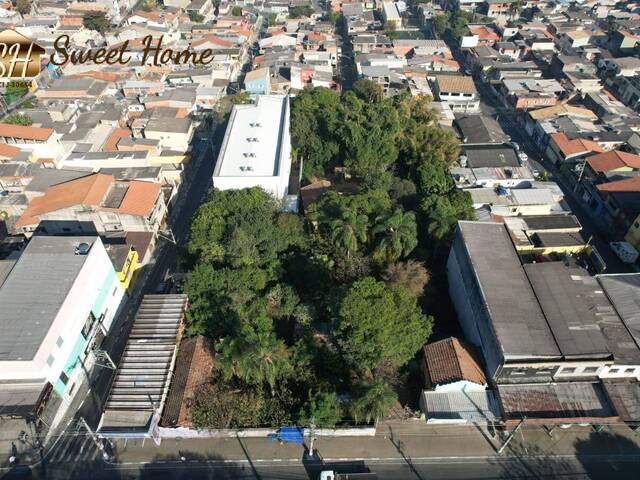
[0,29,46,78]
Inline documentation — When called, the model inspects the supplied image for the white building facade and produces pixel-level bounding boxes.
[0,236,125,416]
[212,95,294,203]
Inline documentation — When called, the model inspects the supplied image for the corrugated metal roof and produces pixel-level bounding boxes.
[422,391,500,422]
[0,236,97,361]
[524,262,640,362]
[100,294,187,432]
[457,221,561,359]
[598,274,640,349]
[510,188,554,206]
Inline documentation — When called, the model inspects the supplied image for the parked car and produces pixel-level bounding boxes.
[610,241,639,264]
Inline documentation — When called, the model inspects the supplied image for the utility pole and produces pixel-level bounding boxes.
[307,417,317,458]
[78,418,109,461]
[497,416,526,455]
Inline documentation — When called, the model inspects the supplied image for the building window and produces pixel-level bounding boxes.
[510,369,526,375]
[609,368,620,374]
[59,371,69,385]
[625,368,635,373]
[112,287,118,296]
[560,367,576,374]
[583,366,598,374]
[56,336,64,348]
[46,354,55,366]
[82,312,96,338]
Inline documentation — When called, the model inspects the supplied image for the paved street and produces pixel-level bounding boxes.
[17,423,640,479]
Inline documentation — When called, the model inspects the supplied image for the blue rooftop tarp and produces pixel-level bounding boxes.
[276,427,304,444]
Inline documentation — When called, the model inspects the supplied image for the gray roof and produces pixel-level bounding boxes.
[455,115,509,145]
[0,236,97,361]
[462,145,520,168]
[25,169,90,193]
[524,262,640,363]
[602,380,640,422]
[145,117,191,134]
[521,214,581,231]
[100,294,187,432]
[421,390,500,422]
[598,274,640,350]
[456,222,561,359]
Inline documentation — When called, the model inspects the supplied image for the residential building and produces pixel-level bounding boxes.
[244,67,271,94]
[15,173,166,236]
[432,75,480,113]
[0,236,125,423]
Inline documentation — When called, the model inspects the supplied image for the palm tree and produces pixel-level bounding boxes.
[371,210,418,264]
[217,329,290,394]
[330,210,368,258]
[350,380,396,425]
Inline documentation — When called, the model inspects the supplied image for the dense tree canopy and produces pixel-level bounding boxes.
[336,277,432,371]
[183,85,474,428]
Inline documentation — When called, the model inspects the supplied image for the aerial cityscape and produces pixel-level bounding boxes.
[1,0,640,479]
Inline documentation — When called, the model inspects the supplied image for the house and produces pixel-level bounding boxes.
[448,221,640,391]
[616,76,640,113]
[452,144,533,188]
[0,236,125,426]
[0,123,63,162]
[213,95,295,206]
[482,0,518,19]
[432,75,480,113]
[244,67,271,94]
[15,173,166,237]
[546,132,604,165]
[144,117,194,153]
[498,78,565,109]
[455,115,509,145]
[422,337,487,392]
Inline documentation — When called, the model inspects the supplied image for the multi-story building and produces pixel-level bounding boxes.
[212,95,295,205]
[0,236,125,423]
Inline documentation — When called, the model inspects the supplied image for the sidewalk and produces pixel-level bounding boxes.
[108,424,640,466]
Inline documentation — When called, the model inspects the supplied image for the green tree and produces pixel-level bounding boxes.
[4,113,32,126]
[188,11,205,22]
[450,15,469,40]
[83,12,110,33]
[191,380,264,429]
[422,190,474,241]
[371,209,418,264]
[268,13,277,26]
[432,14,449,37]
[15,0,31,15]
[322,11,340,25]
[352,79,384,104]
[329,209,369,259]
[384,21,399,40]
[307,391,342,428]
[350,380,396,424]
[289,5,314,18]
[217,326,291,394]
[290,87,342,179]
[381,260,430,299]
[4,81,28,105]
[231,6,243,16]
[336,277,432,371]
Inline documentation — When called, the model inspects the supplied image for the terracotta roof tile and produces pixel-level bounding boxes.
[435,75,477,95]
[114,181,160,217]
[102,128,131,152]
[596,177,640,192]
[551,133,604,157]
[0,143,21,159]
[423,337,486,388]
[0,124,54,142]
[587,150,640,172]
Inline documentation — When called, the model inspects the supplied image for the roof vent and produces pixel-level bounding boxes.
[75,242,91,255]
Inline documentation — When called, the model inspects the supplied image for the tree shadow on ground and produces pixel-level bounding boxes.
[574,430,640,480]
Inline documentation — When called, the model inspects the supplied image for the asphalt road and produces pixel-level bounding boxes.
[40,454,640,480]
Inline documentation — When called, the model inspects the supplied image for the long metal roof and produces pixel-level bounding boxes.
[99,294,187,431]
[598,274,640,350]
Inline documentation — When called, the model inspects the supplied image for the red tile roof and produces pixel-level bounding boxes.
[0,143,21,159]
[551,133,604,157]
[587,150,640,172]
[596,176,640,193]
[0,124,54,142]
[112,181,161,217]
[423,337,486,388]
